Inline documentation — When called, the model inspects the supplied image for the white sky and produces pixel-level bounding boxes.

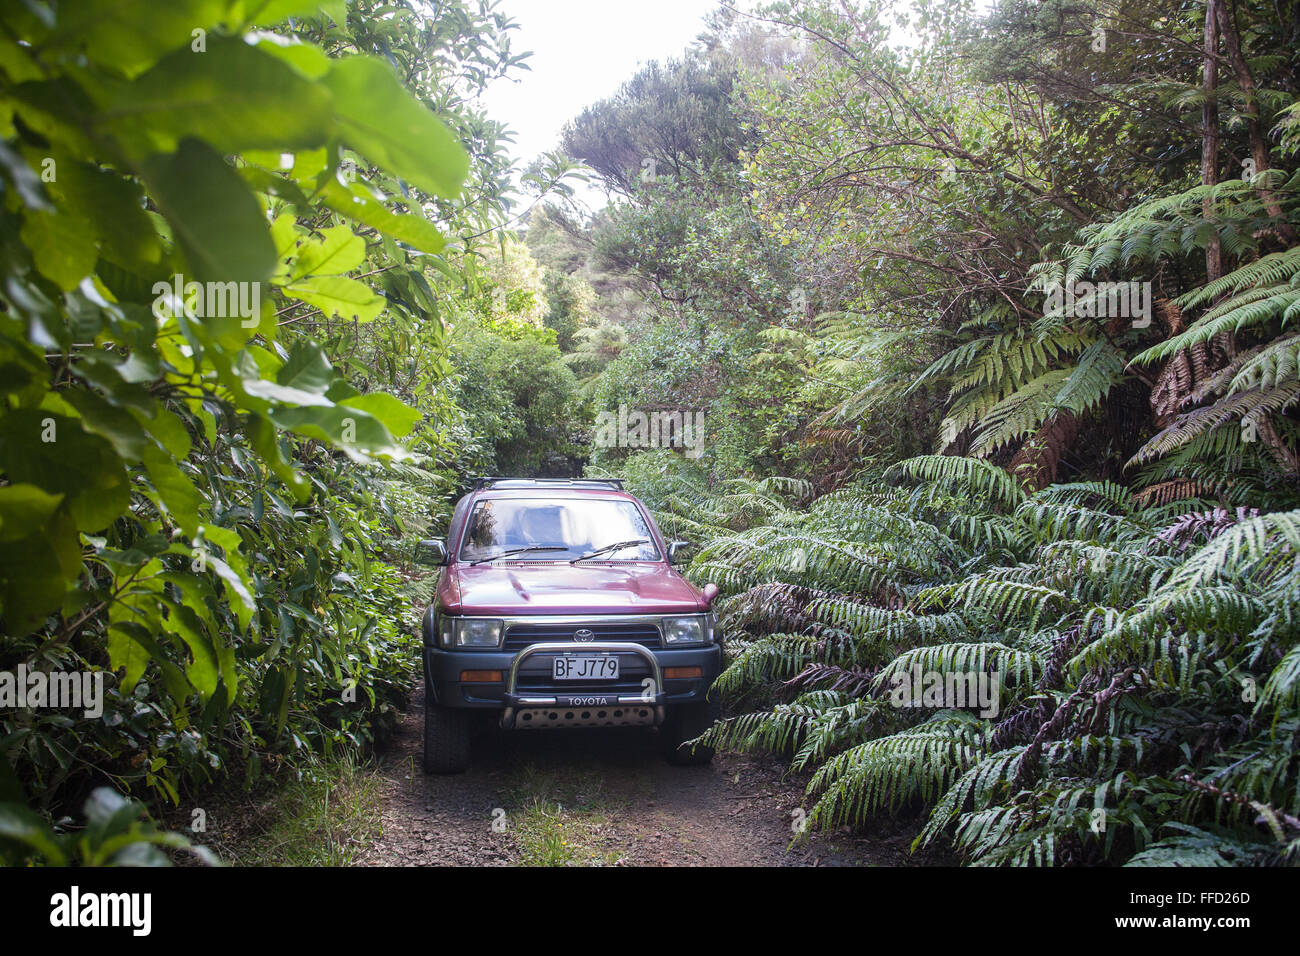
[472,1,985,213]
[476,0,721,208]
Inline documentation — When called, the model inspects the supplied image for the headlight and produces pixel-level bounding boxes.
[662,614,712,645]
[440,617,503,648]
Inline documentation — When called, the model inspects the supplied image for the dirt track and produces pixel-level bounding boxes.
[357,685,944,867]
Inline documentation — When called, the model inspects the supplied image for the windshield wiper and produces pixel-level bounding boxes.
[570,539,650,564]
[467,546,568,566]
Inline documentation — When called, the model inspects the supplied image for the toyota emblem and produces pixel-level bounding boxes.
[573,628,596,642]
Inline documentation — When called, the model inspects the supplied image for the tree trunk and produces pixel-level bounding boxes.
[1215,0,1297,243]
[1202,0,1222,287]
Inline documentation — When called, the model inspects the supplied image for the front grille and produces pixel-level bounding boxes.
[515,677,651,694]
[502,621,662,650]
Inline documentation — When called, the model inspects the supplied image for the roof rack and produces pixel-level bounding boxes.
[472,477,625,491]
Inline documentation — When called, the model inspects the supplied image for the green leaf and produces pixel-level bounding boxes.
[250,34,333,80]
[0,803,67,865]
[270,404,409,461]
[275,340,334,394]
[134,407,193,459]
[0,140,52,210]
[140,442,201,536]
[159,601,219,701]
[63,388,151,460]
[45,0,231,78]
[320,178,446,253]
[339,392,421,438]
[246,412,310,500]
[197,525,256,629]
[241,0,330,26]
[0,509,79,635]
[289,224,366,280]
[107,623,153,694]
[0,410,130,532]
[20,206,98,291]
[108,36,334,155]
[240,378,334,407]
[323,55,469,200]
[0,484,64,542]
[282,275,385,322]
[140,138,277,284]
[51,158,162,270]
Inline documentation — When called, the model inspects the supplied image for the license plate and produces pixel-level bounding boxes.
[552,655,619,681]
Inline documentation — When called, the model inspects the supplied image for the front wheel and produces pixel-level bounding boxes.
[662,695,721,766]
[423,688,471,774]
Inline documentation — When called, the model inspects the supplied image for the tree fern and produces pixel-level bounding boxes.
[655,465,1300,866]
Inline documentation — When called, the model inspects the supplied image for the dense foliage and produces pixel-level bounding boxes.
[0,0,571,862]
[568,0,1300,865]
[619,456,1297,865]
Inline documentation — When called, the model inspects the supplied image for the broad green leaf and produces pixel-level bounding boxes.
[241,0,330,26]
[0,803,67,865]
[108,37,334,155]
[0,140,51,210]
[63,388,151,460]
[0,411,130,532]
[320,178,446,253]
[0,509,79,635]
[275,340,334,394]
[133,407,193,459]
[240,380,334,406]
[50,158,162,270]
[207,555,255,631]
[270,404,409,461]
[247,412,310,500]
[140,138,276,284]
[282,275,385,322]
[159,601,219,701]
[20,205,97,291]
[339,392,421,438]
[0,484,63,542]
[248,33,333,79]
[44,0,230,78]
[158,572,234,700]
[195,525,255,630]
[323,55,469,200]
[107,623,153,694]
[140,442,201,536]
[289,225,366,280]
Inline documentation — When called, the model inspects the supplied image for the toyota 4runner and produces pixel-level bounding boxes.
[414,478,723,773]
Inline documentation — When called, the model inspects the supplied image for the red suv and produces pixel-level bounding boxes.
[415,478,723,773]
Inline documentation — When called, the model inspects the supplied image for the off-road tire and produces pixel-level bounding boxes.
[423,688,471,774]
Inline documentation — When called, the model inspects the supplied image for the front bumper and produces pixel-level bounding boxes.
[424,632,722,729]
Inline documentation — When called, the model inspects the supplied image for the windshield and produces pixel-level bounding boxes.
[459,497,661,562]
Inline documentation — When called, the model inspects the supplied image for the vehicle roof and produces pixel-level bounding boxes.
[470,487,638,502]
[464,478,636,500]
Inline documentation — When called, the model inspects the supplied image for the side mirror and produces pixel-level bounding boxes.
[667,540,692,564]
[414,538,448,567]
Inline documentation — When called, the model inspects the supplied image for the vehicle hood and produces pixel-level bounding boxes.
[440,562,707,615]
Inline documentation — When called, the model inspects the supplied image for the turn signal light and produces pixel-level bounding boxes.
[663,666,703,680]
[460,670,503,682]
